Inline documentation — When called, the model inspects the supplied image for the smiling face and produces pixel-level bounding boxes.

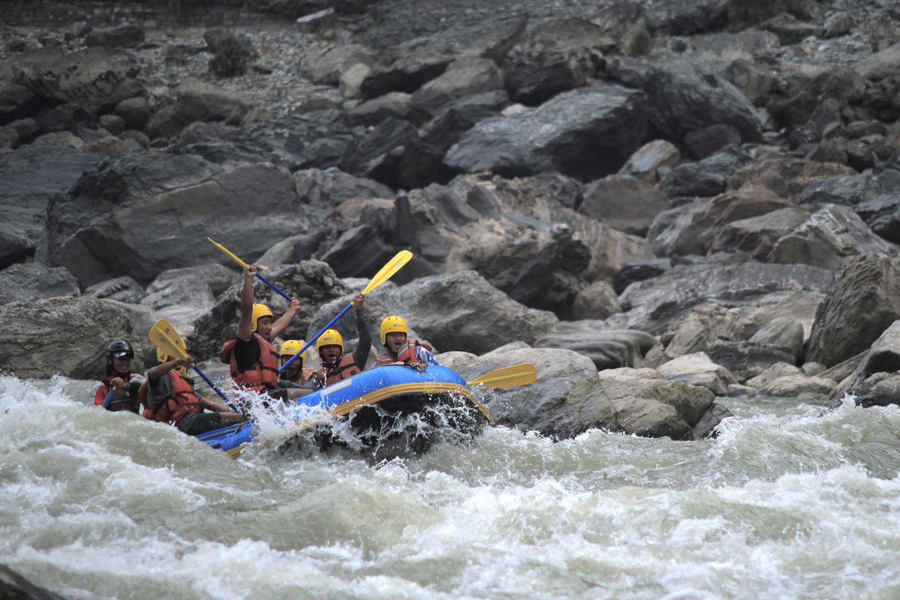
[320,345,342,363]
[256,316,274,341]
[385,332,407,355]
[112,355,132,375]
[281,355,303,379]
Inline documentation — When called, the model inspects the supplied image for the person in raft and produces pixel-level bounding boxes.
[313,294,371,389]
[278,340,317,390]
[140,348,246,435]
[92,339,146,413]
[219,265,308,402]
[373,316,438,369]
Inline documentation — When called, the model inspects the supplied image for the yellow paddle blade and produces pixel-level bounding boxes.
[361,250,413,295]
[149,318,189,361]
[208,237,250,270]
[467,364,537,388]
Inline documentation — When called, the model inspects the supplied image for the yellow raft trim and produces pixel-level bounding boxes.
[226,381,492,459]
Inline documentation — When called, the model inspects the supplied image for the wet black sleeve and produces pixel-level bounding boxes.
[232,337,261,373]
[353,308,372,370]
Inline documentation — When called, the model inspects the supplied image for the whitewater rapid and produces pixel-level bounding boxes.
[3,374,900,600]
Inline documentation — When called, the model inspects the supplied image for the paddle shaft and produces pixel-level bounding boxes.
[101,389,116,409]
[192,365,240,412]
[255,272,292,303]
[278,302,352,375]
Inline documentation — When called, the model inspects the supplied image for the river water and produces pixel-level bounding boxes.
[3,374,900,600]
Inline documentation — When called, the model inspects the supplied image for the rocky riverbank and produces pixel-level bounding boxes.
[3,0,900,441]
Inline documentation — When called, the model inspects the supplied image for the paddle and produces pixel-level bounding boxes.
[208,237,293,303]
[278,250,413,375]
[467,364,537,388]
[149,318,238,410]
[100,388,116,409]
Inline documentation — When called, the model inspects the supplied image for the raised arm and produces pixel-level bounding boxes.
[352,294,372,369]
[236,266,257,342]
[147,356,194,382]
[271,298,301,341]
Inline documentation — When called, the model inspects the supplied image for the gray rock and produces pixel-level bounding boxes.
[146,79,255,139]
[346,92,414,127]
[642,61,764,144]
[618,139,681,182]
[749,317,805,361]
[301,44,374,86]
[0,144,104,268]
[661,303,743,359]
[32,131,84,150]
[520,17,614,58]
[855,43,900,81]
[579,174,670,235]
[504,52,590,107]
[763,12,819,44]
[114,97,151,131]
[0,263,80,306]
[746,362,802,389]
[769,205,899,270]
[684,124,742,159]
[778,67,866,128]
[42,153,324,287]
[410,58,505,119]
[707,340,799,383]
[12,47,144,112]
[0,564,67,600]
[0,297,155,379]
[86,24,145,49]
[764,374,837,397]
[294,167,394,210]
[535,321,658,370]
[309,270,558,356]
[657,352,737,396]
[710,206,811,260]
[723,58,774,106]
[83,276,146,304]
[445,84,647,182]
[822,13,856,39]
[572,281,622,321]
[0,81,37,124]
[141,264,237,338]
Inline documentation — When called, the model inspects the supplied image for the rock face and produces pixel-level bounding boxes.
[410,58,505,118]
[309,270,559,356]
[642,61,765,144]
[83,276,146,304]
[0,144,103,268]
[140,264,238,338]
[0,297,155,379]
[535,321,658,370]
[444,84,648,182]
[579,174,671,235]
[0,264,80,306]
[42,154,324,287]
[442,344,718,440]
[808,255,900,368]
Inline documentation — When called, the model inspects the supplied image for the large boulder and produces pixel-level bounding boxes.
[0,145,104,268]
[710,206,811,260]
[854,43,900,81]
[11,47,144,112]
[309,270,558,356]
[443,344,717,440]
[657,352,737,396]
[579,174,671,235]
[807,255,900,368]
[613,259,836,335]
[146,79,255,139]
[140,264,238,338]
[301,44,375,86]
[707,340,798,383]
[0,297,155,379]
[642,61,765,144]
[535,321,658,370]
[619,139,682,182]
[0,264,80,306]
[444,84,648,182]
[410,58,505,119]
[769,205,899,270]
[83,276,146,304]
[42,153,325,288]
[294,167,394,210]
[86,24,146,49]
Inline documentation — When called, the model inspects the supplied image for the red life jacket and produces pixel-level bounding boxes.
[219,335,279,392]
[316,355,362,387]
[138,371,202,425]
[93,373,143,413]
[375,340,432,366]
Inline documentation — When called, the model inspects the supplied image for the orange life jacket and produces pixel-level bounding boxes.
[138,371,202,425]
[375,340,432,366]
[316,355,362,387]
[93,373,143,413]
[219,335,279,392]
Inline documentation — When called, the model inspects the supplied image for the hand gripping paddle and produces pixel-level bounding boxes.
[278,250,413,375]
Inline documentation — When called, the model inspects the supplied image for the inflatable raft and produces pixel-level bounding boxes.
[193,365,492,458]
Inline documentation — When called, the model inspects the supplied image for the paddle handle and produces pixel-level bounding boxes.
[255,272,293,303]
[279,302,352,375]
[101,389,116,410]
[192,366,239,412]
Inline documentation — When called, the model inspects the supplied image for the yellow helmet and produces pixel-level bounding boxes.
[317,329,344,354]
[280,339,308,365]
[250,303,274,333]
[380,316,408,345]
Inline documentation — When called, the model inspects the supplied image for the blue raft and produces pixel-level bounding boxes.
[193,365,492,457]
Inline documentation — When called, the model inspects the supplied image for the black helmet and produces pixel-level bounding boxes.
[106,340,134,359]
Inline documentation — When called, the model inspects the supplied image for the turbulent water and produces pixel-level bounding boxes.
[4,375,900,600]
